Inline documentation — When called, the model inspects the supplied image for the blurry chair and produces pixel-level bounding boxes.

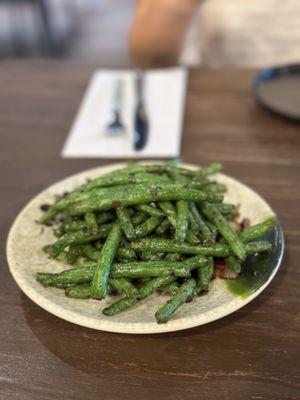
[0,0,79,57]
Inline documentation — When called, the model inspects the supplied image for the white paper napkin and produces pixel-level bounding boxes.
[62,67,188,158]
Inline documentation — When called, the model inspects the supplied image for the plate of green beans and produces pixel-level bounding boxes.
[6,162,284,333]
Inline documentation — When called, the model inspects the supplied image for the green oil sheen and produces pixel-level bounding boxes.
[227,225,283,299]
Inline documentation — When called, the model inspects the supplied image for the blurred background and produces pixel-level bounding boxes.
[1,0,299,68]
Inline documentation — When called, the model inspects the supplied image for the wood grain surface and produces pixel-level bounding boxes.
[1,62,299,400]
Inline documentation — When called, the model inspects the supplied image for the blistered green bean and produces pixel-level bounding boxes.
[155,279,197,323]
[91,222,121,299]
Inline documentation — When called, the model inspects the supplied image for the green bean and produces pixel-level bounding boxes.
[136,204,164,217]
[188,210,199,233]
[245,241,272,254]
[139,252,165,261]
[201,203,246,261]
[37,256,206,287]
[112,256,207,279]
[160,281,180,296]
[214,203,238,218]
[40,177,169,224]
[155,278,197,323]
[111,261,190,279]
[156,218,171,235]
[206,183,227,193]
[84,212,98,233]
[96,211,115,225]
[169,169,189,181]
[189,202,215,244]
[135,216,163,238]
[132,212,148,225]
[54,282,74,289]
[125,163,196,177]
[240,216,276,243]
[68,184,222,216]
[74,257,92,267]
[197,256,214,292]
[81,244,100,260]
[117,247,137,260]
[66,245,82,265]
[65,283,91,299]
[91,222,121,299]
[65,279,136,299]
[103,297,138,316]
[186,229,201,245]
[55,250,69,263]
[139,276,175,299]
[131,238,230,257]
[197,161,222,177]
[103,276,175,316]
[206,222,218,241]
[158,202,177,227]
[36,267,95,287]
[109,278,138,298]
[225,256,241,274]
[164,253,183,262]
[82,244,136,262]
[175,201,189,242]
[43,224,112,258]
[53,224,65,238]
[116,207,136,241]
[81,171,170,192]
[64,220,88,233]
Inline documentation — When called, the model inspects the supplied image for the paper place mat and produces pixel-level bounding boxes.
[62,67,188,158]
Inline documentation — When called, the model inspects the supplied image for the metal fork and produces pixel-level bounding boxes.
[105,79,126,136]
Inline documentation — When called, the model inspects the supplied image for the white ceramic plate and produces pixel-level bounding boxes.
[6,163,284,334]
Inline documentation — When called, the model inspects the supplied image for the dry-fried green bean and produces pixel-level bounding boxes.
[82,244,136,261]
[91,222,121,299]
[65,283,91,299]
[201,203,246,261]
[132,211,148,225]
[103,276,176,316]
[135,216,163,238]
[116,207,136,241]
[160,281,180,296]
[225,256,241,274]
[102,297,138,316]
[68,184,222,216]
[109,278,138,298]
[131,238,230,257]
[197,256,214,292]
[43,224,112,258]
[36,256,206,287]
[155,278,197,323]
[158,202,177,227]
[175,201,189,242]
[84,212,98,233]
[240,216,276,243]
[189,202,215,244]
[136,204,164,217]
[96,211,115,225]
[156,218,171,235]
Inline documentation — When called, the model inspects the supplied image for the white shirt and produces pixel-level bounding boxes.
[181,0,300,67]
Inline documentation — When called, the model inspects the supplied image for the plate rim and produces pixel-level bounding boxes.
[6,162,284,334]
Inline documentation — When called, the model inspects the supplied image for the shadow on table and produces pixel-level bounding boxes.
[21,252,288,377]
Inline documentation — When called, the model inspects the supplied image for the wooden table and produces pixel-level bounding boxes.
[1,62,299,400]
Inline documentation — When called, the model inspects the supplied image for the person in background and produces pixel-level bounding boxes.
[129,0,300,68]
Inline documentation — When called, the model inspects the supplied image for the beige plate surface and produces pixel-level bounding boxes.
[7,163,282,334]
